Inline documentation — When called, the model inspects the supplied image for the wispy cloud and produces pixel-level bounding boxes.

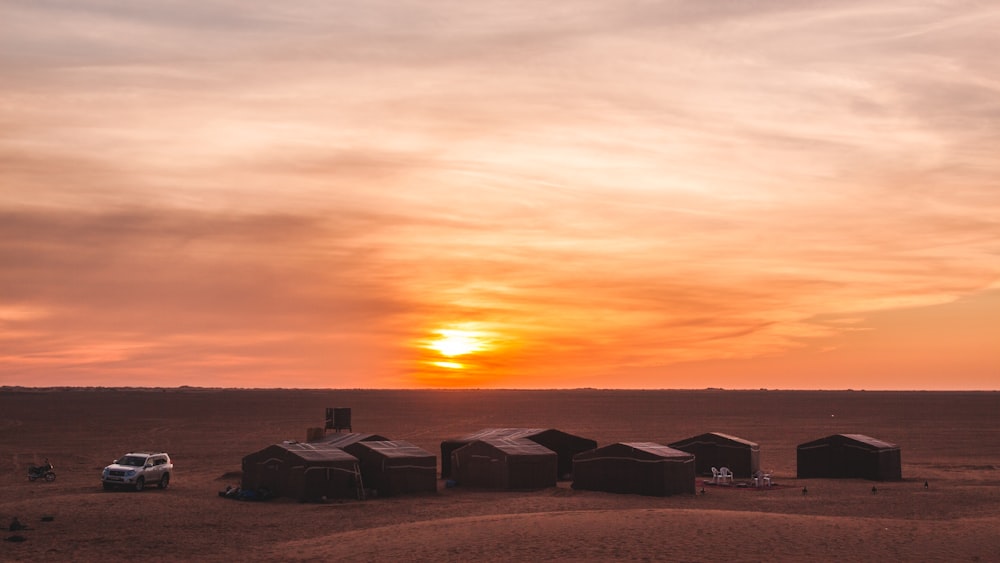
[2,1,998,387]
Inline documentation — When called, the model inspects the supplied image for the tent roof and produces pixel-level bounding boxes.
[451,428,548,441]
[353,440,435,459]
[840,434,899,450]
[620,442,696,459]
[574,442,694,462]
[474,437,556,456]
[310,432,390,447]
[670,432,758,447]
[448,427,595,442]
[273,442,358,462]
[705,432,758,447]
[798,433,899,451]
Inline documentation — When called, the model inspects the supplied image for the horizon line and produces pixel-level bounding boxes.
[1,385,996,393]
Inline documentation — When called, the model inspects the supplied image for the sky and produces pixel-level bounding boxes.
[1,1,998,390]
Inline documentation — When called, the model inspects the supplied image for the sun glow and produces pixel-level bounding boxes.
[428,329,487,357]
[415,327,502,384]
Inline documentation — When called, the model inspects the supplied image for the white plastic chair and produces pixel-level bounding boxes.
[753,471,772,488]
[719,467,734,484]
[711,467,720,484]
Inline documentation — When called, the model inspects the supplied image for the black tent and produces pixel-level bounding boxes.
[450,438,558,490]
[241,441,361,501]
[572,442,696,497]
[797,434,901,481]
[343,440,437,497]
[440,428,596,479]
[668,432,760,477]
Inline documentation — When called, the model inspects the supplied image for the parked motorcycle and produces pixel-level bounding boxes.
[27,459,56,482]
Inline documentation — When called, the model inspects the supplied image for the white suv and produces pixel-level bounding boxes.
[102,452,172,491]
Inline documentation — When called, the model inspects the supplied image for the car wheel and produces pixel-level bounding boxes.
[158,473,170,489]
[134,477,145,492]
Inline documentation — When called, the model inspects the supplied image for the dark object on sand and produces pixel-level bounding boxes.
[796,434,901,481]
[41,516,55,522]
[27,459,56,482]
[451,438,558,490]
[802,486,808,495]
[4,535,27,543]
[342,440,437,497]
[242,441,363,501]
[668,432,760,478]
[325,407,352,433]
[219,484,273,502]
[872,485,878,494]
[441,428,596,480]
[572,443,696,497]
[9,517,26,532]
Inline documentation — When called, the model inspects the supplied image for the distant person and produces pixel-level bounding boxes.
[802,486,808,495]
[924,481,929,490]
[871,485,878,495]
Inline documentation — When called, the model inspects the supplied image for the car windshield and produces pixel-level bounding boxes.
[119,456,147,467]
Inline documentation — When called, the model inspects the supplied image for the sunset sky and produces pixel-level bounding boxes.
[2,1,998,390]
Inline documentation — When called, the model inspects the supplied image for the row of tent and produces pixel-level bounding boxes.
[241,433,432,502]
[241,429,901,501]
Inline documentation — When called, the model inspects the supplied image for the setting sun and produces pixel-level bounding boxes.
[427,330,487,357]
[412,327,510,386]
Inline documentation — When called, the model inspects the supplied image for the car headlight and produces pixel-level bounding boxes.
[125,470,136,476]
[102,468,109,476]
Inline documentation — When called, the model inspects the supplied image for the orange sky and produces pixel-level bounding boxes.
[1,2,998,389]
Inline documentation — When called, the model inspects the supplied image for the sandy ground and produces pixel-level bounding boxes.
[1,388,998,561]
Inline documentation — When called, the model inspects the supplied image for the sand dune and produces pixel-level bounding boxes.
[272,508,1000,562]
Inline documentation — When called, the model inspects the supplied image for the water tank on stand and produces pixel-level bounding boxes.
[325,407,352,432]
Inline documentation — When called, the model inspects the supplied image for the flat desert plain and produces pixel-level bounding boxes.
[1,388,998,562]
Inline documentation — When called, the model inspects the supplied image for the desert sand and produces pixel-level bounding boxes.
[1,388,998,561]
